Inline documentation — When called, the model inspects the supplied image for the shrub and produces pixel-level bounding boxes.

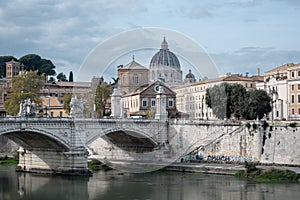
[289,122,297,128]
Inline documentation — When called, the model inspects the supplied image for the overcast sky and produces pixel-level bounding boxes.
[1,0,300,81]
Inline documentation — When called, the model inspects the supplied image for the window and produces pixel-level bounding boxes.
[133,74,138,84]
[142,98,147,107]
[151,98,156,107]
[298,108,300,115]
[292,95,295,104]
[50,112,54,117]
[298,84,300,90]
[298,71,300,77]
[292,72,295,78]
[292,85,294,91]
[298,94,300,103]
[168,98,174,107]
[292,108,295,115]
[59,111,63,117]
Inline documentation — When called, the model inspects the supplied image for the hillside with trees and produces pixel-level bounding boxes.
[1,54,75,82]
[19,54,56,77]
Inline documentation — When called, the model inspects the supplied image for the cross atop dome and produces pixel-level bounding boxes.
[161,36,169,50]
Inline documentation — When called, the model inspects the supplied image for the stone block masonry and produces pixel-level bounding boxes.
[17,148,90,175]
[260,122,300,165]
[179,120,300,166]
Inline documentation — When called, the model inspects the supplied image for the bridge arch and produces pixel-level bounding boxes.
[0,129,70,150]
[86,127,158,152]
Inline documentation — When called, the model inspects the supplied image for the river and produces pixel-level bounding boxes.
[1,165,300,200]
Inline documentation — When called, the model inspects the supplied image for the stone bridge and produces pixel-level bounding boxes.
[0,117,168,174]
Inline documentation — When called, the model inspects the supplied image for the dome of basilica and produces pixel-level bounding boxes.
[149,37,181,70]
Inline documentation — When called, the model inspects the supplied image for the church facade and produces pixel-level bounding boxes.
[117,57,149,95]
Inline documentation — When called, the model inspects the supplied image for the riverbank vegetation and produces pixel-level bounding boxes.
[88,159,111,171]
[235,162,300,183]
[0,156,18,165]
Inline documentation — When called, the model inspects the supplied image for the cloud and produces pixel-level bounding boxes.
[211,47,300,76]
[0,0,299,83]
[0,0,149,80]
[226,0,261,7]
[234,47,275,54]
[181,6,214,19]
[271,0,300,6]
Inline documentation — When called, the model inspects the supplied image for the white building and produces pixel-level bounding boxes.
[174,74,263,119]
[256,63,296,120]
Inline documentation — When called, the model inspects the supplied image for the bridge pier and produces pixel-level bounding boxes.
[17,147,91,175]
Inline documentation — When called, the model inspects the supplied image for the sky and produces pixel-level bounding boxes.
[1,0,300,82]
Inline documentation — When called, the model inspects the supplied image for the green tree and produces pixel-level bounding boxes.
[95,83,110,118]
[206,83,229,119]
[19,54,56,76]
[48,76,55,82]
[228,84,247,119]
[0,56,18,77]
[57,72,67,82]
[4,71,45,115]
[206,83,271,120]
[241,89,271,120]
[63,94,72,115]
[69,71,74,82]
[146,109,156,119]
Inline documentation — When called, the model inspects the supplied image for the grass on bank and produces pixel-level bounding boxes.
[235,162,300,183]
[88,159,112,171]
[0,156,18,165]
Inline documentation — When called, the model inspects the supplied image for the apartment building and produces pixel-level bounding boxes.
[174,74,263,119]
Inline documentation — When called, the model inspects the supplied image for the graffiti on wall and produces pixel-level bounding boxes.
[181,154,254,163]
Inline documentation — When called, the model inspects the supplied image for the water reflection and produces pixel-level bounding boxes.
[1,166,300,200]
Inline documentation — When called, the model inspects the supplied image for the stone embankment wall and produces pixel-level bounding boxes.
[86,119,300,167]
[169,120,260,162]
[177,120,300,166]
[259,121,300,165]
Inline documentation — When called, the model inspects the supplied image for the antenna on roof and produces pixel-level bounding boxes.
[132,55,135,61]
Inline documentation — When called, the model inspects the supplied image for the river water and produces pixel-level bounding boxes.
[1,165,300,200]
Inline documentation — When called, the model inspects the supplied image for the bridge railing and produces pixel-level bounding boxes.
[1,117,164,123]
